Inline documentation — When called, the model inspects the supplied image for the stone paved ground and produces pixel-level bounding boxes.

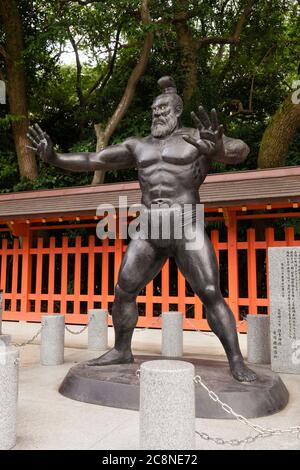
[2,321,300,450]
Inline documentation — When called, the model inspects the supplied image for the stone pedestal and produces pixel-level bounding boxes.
[40,314,65,366]
[139,360,195,450]
[59,355,288,419]
[247,315,271,364]
[161,311,183,357]
[88,309,108,351]
[0,340,19,450]
[268,247,300,374]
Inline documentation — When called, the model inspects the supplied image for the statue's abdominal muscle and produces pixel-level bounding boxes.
[136,136,206,204]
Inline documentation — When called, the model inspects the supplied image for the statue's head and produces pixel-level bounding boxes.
[151,76,183,138]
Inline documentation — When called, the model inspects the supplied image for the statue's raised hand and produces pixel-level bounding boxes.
[26,124,54,163]
[182,106,225,159]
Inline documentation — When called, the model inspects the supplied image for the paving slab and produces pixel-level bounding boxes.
[1,321,300,450]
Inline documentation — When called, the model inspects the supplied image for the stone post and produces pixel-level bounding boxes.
[161,311,183,357]
[140,360,195,450]
[0,339,19,450]
[88,309,108,351]
[247,315,271,364]
[40,314,65,365]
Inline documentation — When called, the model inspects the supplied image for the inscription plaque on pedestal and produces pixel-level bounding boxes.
[268,247,300,374]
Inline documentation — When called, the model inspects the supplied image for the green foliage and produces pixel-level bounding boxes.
[0,0,299,192]
[272,216,300,237]
[11,161,92,192]
[0,114,26,128]
[0,152,19,191]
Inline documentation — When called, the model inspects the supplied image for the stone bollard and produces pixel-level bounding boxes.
[247,314,271,364]
[0,337,19,450]
[40,314,65,365]
[162,311,183,357]
[140,360,195,450]
[88,309,108,351]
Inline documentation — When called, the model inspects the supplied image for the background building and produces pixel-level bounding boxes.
[0,165,300,332]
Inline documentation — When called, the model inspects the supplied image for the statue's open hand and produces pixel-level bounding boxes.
[182,107,225,158]
[26,124,54,163]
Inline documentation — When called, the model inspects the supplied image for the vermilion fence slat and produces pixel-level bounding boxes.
[0,209,299,330]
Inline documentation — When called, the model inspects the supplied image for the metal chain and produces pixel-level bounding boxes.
[135,369,299,446]
[135,368,264,446]
[65,317,92,335]
[134,314,162,333]
[134,313,245,336]
[195,430,262,447]
[13,316,92,344]
[194,374,300,446]
[185,317,246,337]
[185,317,214,336]
[65,311,161,335]
[12,326,42,348]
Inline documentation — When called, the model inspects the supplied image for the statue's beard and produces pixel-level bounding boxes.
[151,114,178,137]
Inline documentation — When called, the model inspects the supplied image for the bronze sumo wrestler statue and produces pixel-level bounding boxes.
[27,76,256,382]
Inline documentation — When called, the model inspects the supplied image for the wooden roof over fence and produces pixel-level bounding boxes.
[0,165,300,221]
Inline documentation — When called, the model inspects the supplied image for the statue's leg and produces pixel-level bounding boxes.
[87,238,167,366]
[174,229,256,382]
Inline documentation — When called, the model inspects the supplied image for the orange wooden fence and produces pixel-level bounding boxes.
[0,208,299,331]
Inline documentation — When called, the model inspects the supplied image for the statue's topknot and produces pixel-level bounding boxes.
[154,76,183,116]
[157,76,177,94]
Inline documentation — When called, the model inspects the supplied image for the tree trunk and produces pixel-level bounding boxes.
[258,94,300,168]
[0,0,38,179]
[175,20,198,104]
[92,124,109,185]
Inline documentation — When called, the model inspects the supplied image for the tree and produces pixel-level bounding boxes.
[92,0,153,184]
[34,0,153,184]
[173,0,258,104]
[258,93,300,168]
[0,0,38,179]
[1,0,299,192]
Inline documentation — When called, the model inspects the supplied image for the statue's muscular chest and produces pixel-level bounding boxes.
[135,135,199,169]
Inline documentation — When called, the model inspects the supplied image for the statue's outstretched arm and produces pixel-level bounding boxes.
[182,107,249,164]
[27,124,136,172]
[219,135,249,164]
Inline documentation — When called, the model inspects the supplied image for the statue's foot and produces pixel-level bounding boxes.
[229,357,257,382]
[86,348,134,366]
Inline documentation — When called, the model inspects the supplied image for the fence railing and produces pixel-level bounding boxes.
[0,208,299,331]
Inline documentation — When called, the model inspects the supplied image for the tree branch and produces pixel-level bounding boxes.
[198,0,257,47]
[67,26,84,106]
[232,0,257,41]
[169,0,257,49]
[52,43,66,63]
[228,43,277,116]
[172,10,198,23]
[59,0,105,5]
[85,22,122,100]
[103,0,153,140]
[173,0,257,101]
[0,45,8,59]
[92,0,153,184]
[199,36,240,46]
